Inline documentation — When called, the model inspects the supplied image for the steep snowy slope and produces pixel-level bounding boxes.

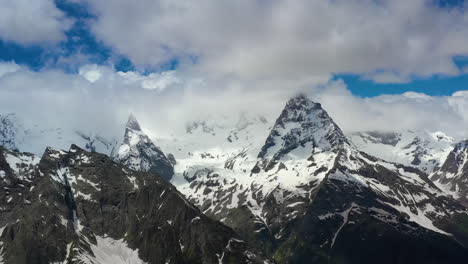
[0,145,270,264]
[116,115,174,181]
[349,130,455,173]
[152,112,272,186]
[169,95,468,263]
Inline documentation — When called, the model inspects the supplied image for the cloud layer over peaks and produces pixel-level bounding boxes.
[0,63,468,143]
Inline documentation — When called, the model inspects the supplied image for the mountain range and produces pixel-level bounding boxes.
[2,94,468,263]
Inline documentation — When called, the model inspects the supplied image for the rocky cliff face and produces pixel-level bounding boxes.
[0,145,269,264]
[116,115,174,181]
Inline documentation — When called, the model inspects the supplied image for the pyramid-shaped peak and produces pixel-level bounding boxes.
[126,114,142,131]
[257,94,349,164]
[285,93,322,110]
[277,94,340,129]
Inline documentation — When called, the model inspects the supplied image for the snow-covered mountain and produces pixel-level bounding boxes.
[348,130,455,173]
[2,95,468,263]
[116,115,174,181]
[0,112,176,181]
[0,145,270,264]
[162,94,468,263]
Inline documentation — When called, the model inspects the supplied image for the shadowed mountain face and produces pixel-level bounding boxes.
[0,145,270,264]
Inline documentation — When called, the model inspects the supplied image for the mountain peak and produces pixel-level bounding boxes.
[251,95,350,174]
[257,95,348,163]
[117,115,174,181]
[285,93,322,111]
[126,114,141,131]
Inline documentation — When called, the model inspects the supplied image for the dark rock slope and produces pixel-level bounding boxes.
[0,145,269,264]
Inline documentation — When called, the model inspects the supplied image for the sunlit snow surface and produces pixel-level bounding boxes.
[75,236,147,264]
[349,130,455,173]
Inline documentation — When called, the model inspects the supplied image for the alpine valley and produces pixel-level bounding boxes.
[2,94,468,264]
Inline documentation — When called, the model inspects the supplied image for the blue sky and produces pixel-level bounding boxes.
[1,0,468,98]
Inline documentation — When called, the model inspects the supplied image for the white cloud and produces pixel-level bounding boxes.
[85,0,468,83]
[0,62,20,78]
[141,71,181,91]
[363,72,411,84]
[79,64,103,83]
[313,80,468,139]
[0,0,72,45]
[0,63,468,143]
[117,70,182,91]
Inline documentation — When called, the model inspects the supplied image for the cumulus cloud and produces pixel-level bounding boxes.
[84,0,468,83]
[0,0,72,45]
